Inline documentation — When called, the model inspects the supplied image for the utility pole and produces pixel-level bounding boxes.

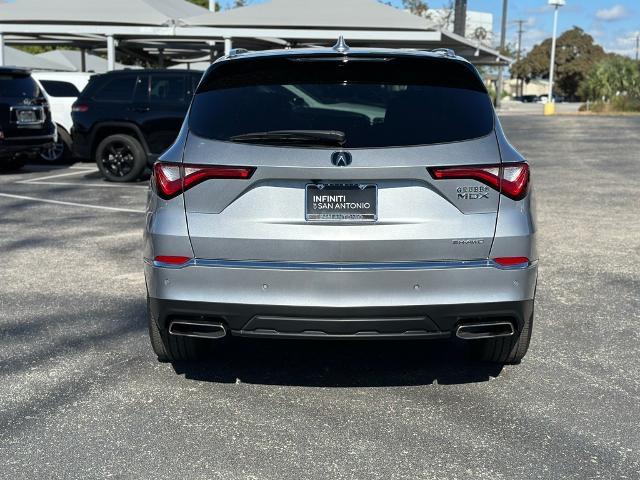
[495,0,508,109]
[515,20,525,97]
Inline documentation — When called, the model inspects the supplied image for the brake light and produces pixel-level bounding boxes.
[71,103,89,113]
[428,163,529,201]
[153,162,255,200]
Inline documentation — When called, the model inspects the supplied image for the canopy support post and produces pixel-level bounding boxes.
[224,37,232,56]
[0,32,5,67]
[107,34,116,71]
[80,48,86,72]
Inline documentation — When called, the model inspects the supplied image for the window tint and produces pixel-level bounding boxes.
[39,80,80,97]
[0,74,40,98]
[95,76,136,102]
[150,75,186,103]
[190,55,494,148]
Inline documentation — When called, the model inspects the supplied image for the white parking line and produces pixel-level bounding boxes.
[18,169,90,183]
[16,167,148,189]
[0,193,144,213]
[23,181,148,189]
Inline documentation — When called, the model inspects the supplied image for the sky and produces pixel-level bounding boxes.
[387,1,639,58]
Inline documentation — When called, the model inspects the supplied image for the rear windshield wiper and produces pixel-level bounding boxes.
[229,130,346,146]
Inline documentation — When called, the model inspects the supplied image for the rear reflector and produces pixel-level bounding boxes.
[493,257,530,267]
[153,162,255,200]
[428,163,529,200]
[154,255,192,265]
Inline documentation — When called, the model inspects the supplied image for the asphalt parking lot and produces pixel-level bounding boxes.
[1,114,639,479]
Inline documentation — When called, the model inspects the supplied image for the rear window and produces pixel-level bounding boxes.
[190,55,494,148]
[39,80,80,97]
[0,74,40,98]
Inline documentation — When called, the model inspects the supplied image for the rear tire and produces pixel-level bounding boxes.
[471,310,534,364]
[147,297,204,363]
[96,134,147,182]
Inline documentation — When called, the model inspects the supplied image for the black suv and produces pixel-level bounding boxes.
[71,69,203,182]
[1,67,56,170]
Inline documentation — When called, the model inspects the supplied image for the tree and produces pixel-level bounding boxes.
[510,27,607,99]
[402,0,429,17]
[580,56,640,100]
[186,0,220,10]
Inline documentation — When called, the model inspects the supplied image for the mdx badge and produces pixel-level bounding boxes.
[457,185,490,199]
[331,151,352,167]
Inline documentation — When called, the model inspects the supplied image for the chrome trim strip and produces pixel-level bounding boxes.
[146,258,535,271]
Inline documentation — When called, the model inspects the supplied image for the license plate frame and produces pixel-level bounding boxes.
[11,106,44,126]
[305,183,378,222]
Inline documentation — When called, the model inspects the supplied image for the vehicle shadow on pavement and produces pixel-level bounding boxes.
[172,339,504,387]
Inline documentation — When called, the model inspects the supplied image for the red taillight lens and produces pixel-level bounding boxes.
[500,163,530,200]
[154,255,191,265]
[493,257,530,267]
[428,163,529,201]
[71,103,89,113]
[153,162,255,200]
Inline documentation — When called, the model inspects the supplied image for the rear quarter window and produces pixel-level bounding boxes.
[39,80,80,97]
[93,76,137,102]
[190,55,494,148]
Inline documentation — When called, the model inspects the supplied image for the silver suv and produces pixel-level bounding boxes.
[144,42,537,364]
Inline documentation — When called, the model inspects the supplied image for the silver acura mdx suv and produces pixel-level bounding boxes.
[144,41,537,364]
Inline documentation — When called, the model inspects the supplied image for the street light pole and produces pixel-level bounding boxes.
[545,0,565,115]
[495,0,508,109]
[515,19,525,97]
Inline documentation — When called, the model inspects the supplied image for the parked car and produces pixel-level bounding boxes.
[144,44,538,364]
[0,67,56,170]
[538,94,565,104]
[71,69,203,181]
[32,71,90,163]
[520,94,539,103]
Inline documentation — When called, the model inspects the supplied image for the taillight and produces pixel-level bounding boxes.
[71,103,89,113]
[428,163,529,201]
[152,162,255,200]
[154,255,192,265]
[493,256,530,267]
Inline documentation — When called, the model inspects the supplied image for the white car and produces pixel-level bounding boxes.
[32,72,90,162]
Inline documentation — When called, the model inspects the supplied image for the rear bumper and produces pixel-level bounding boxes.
[145,260,537,338]
[149,297,534,339]
[0,136,55,156]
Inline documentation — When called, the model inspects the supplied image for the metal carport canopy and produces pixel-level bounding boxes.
[0,0,510,68]
[181,0,511,65]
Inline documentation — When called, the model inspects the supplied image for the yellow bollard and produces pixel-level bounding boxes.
[543,102,556,116]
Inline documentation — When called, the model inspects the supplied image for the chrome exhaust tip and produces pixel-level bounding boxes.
[456,321,514,340]
[168,320,227,339]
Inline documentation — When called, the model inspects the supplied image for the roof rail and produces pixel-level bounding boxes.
[431,48,457,58]
[227,48,250,58]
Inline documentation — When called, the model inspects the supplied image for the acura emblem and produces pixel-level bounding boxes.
[331,151,352,167]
